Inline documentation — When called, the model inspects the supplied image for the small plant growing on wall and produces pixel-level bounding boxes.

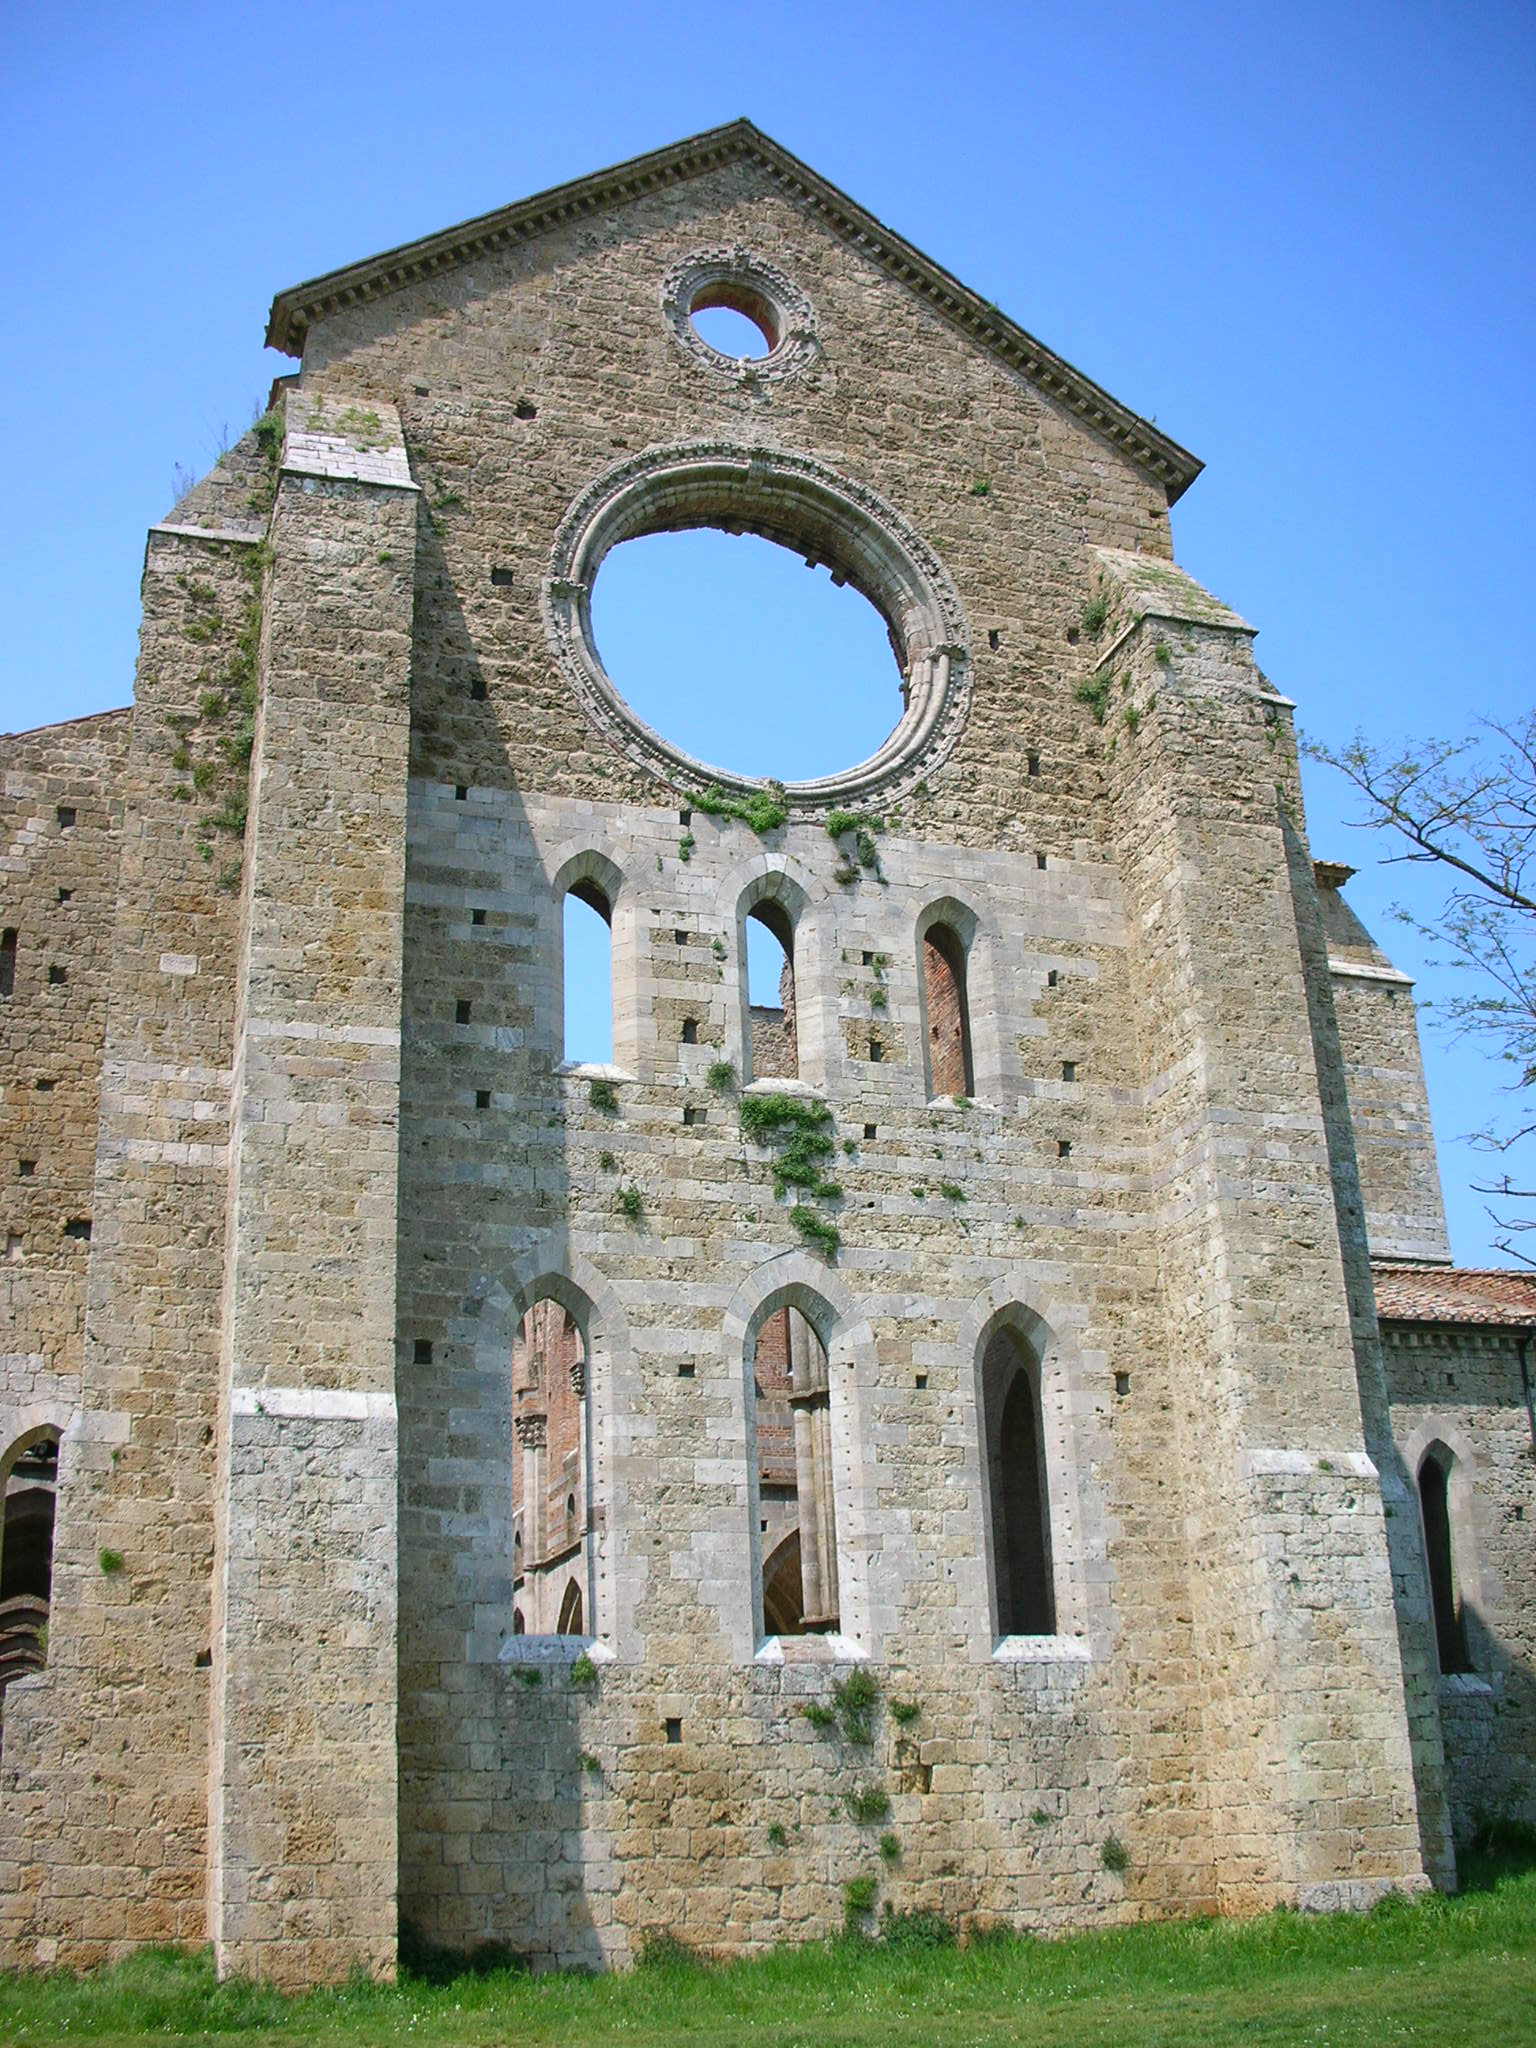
[692,783,788,836]
[707,1060,736,1094]
[790,1205,841,1257]
[569,1652,598,1687]
[878,1831,901,1863]
[844,1785,891,1824]
[1074,674,1113,725]
[1101,1834,1129,1874]
[588,1078,619,1114]
[799,1701,836,1733]
[888,1698,921,1726]
[832,1669,879,1744]
[616,1184,643,1223]
[843,1876,877,1928]
[766,1822,789,1848]
[98,1548,124,1576]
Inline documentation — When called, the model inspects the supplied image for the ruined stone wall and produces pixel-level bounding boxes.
[1316,880,1450,1266]
[280,159,1429,1964]
[0,713,127,1453]
[1381,1321,1536,1841]
[0,516,255,1969]
[0,143,1463,1981]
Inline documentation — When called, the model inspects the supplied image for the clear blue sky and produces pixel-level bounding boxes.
[3,1,1532,1262]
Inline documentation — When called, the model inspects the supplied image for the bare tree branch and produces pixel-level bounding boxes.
[1304,711,1536,1252]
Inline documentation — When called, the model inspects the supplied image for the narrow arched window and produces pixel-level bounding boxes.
[0,1431,59,1691]
[1420,1449,1471,1674]
[745,903,797,1080]
[563,882,613,1065]
[751,1304,837,1639]
[980,1325,1055,1636]
[922,922,973,1099]
[511,1302,593,1639]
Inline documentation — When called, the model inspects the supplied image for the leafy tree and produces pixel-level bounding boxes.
[1306,712,1536,1263]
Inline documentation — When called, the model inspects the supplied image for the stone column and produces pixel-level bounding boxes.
[208,393,418,1984]
[788,1315,838,1627]
[516,1411,548,1626]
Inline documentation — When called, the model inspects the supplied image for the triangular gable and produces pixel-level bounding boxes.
[265,120,1202,504]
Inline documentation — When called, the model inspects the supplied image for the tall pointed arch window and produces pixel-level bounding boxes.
[751,1303,839,1640]
[1419,1446,1472,1674]
[980,1323,1055,1637]
[511,1302,593,1638]
[562,882,614,1067]
[0,1430,60,1692]
[745,902,797,1081]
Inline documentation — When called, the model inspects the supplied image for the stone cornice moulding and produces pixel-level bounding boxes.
[541,439,972,812]
[264,120,1201,504]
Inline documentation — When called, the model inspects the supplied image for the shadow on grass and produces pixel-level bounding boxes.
[398,1923,531,1989]
[1458,1816,1536,1896]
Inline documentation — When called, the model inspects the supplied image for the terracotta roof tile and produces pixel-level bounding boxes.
[1371,1262,1536,1328]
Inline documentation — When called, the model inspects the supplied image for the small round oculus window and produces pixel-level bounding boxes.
[662,250,818,382]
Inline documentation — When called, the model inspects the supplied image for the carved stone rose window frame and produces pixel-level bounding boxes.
[541,440,972,812]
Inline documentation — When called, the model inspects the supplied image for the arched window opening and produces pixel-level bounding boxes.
[0,1431,59,1691]
[563,883,613,1067]
[511,1302,593,1639]
[690,297,774,359]
[922,922,973,1099]
[1420,1449,1471,1674]
[981,1326,1055,1637]
[746,902,797,1081]
[752,1305,838,1639]
[0,929,16,1000]
[589,529,905,783]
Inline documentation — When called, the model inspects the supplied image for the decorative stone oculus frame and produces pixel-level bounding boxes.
[660,247,820,382]
[542,440,972,810]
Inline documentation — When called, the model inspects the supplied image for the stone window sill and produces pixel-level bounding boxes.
[557,1061,635,1082]
[1437,1670,1492,1697]
[754,1632,867,1666]
[497,1635,615,1668]
[992,1634,1092,1663]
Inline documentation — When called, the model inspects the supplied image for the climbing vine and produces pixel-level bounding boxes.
[738,1092,843,1256]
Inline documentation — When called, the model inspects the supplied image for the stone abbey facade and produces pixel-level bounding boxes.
[0,123,1532,1985]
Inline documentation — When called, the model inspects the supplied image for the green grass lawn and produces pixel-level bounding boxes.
[3,1854,1533,2047]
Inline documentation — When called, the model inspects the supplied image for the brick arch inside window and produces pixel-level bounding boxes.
[511,1300,593,1639]
[921,921,973,1099]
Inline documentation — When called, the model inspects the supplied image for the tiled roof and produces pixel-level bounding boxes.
[1372,1262,1536,1329]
